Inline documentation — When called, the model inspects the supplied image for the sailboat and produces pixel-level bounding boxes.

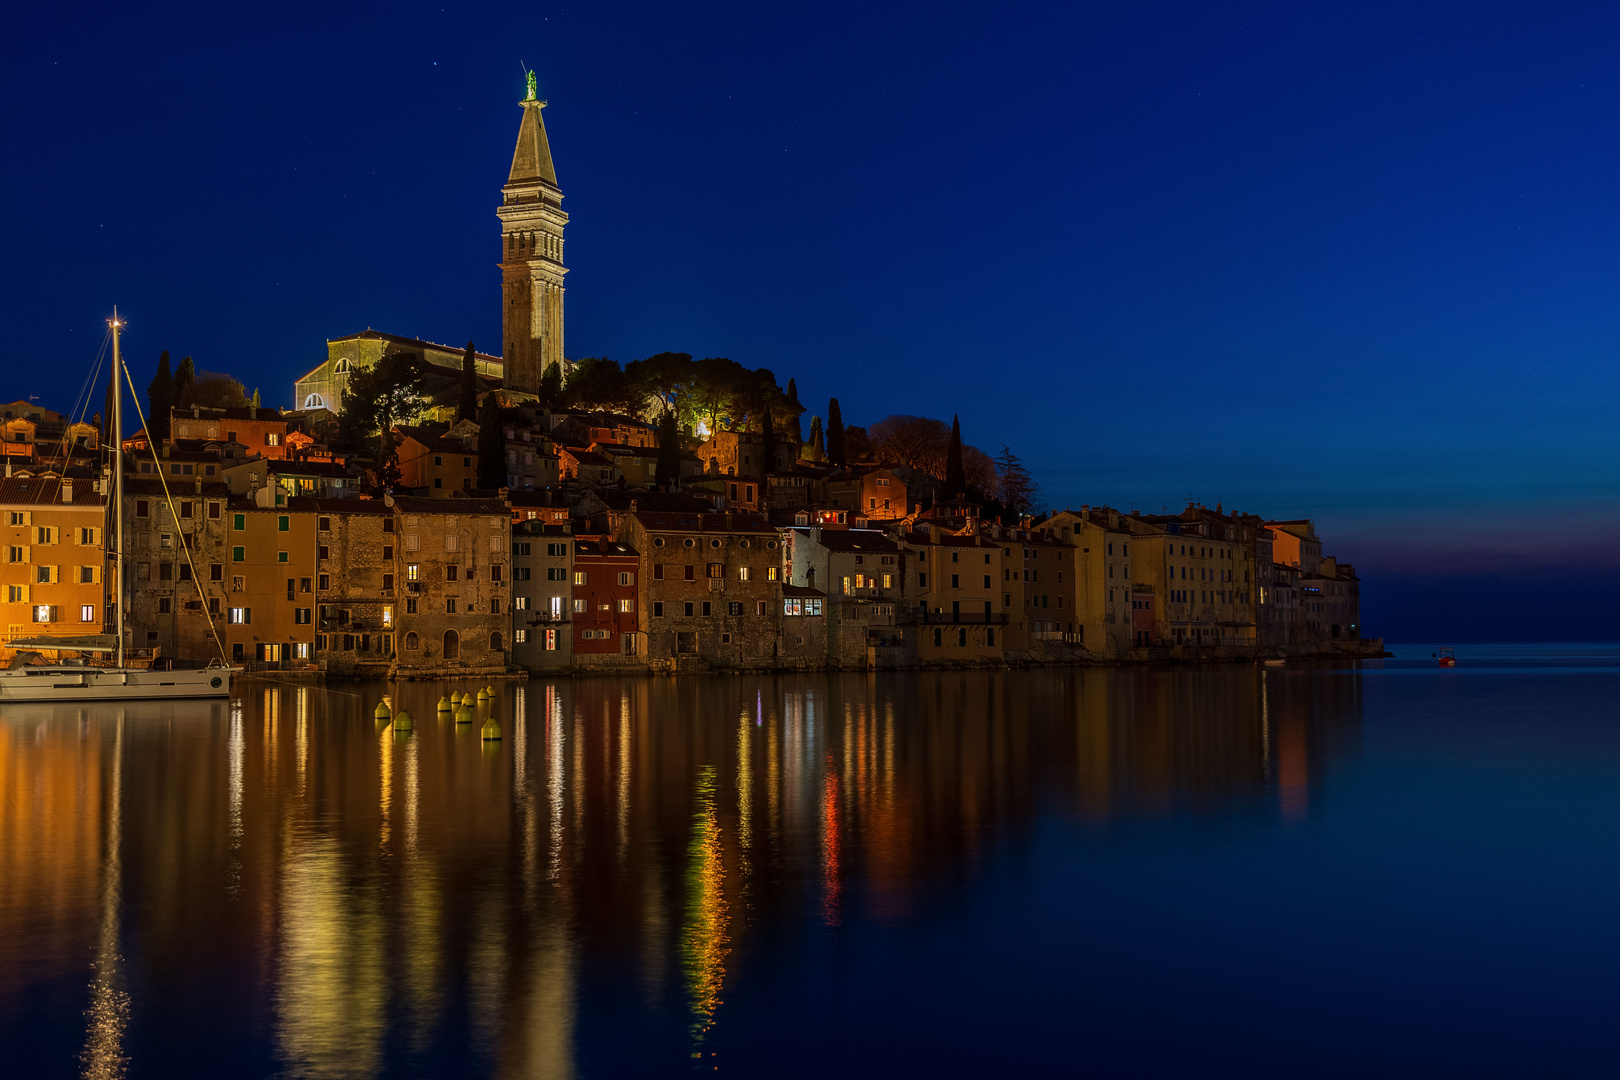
[0,310,233,701]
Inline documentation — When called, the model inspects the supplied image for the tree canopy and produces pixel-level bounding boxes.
[337,351,427,492]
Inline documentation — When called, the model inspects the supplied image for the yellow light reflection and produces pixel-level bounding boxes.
[681,766,729,1042]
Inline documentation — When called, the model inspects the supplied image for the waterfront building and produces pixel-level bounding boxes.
[571,537,641,662]
[304,498,394,677]
[0,475,106,660]
[1042,508,1139,657]
[782,527,911,668]
[219,500,317,666]
[902,525,1004,662]
[391,496,511,675]
[510,518,573,670]
[120,477,233,663]
[615,510,782,668]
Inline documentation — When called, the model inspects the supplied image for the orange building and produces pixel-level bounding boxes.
[170,404,292,459]
[222,502,317,665]
[394,426,478,495]
[0,475,106,659]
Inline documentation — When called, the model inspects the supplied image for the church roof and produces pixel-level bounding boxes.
[508,101,558,188]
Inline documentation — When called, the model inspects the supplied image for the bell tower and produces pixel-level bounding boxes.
[497,72,567,396]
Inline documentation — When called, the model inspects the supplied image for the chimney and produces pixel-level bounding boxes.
[192,404,200,418]
[61,478,71,503]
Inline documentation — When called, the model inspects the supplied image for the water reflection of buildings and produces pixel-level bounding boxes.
[0,666,1360,1074]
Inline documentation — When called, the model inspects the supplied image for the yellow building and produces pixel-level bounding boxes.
[0,475,106,658]
[902,525,1004,662]
[1041,508,1141,658]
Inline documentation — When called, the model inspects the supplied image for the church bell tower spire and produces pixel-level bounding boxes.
[497,70,567,396]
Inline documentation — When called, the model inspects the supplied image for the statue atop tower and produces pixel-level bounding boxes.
[497,72,567,396]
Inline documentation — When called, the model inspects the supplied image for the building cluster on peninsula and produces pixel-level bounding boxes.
[0,82,1374,676]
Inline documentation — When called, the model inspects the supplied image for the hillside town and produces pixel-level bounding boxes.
[0,389,1373,676]
[0,80,1375,676]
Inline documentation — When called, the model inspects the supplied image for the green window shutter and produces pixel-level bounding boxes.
[233,513,245,531]
[278,551,289,563]
[245,608,251,624]
[278,516,289,531]
[232,546,245,562]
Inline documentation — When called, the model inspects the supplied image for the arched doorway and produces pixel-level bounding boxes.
[442,629,459,660]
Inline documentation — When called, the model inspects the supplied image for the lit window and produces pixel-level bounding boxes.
[80,605,95,622]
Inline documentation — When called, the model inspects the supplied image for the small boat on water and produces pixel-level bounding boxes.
[0,310,232,703]
[1436,648,1457,667]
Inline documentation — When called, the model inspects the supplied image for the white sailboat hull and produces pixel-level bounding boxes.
[0,665,233,703]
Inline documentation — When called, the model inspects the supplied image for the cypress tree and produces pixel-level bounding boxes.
[476,395,505,490]
[945,414,966,497]
[826,397,846,467]
[250,387,261,409]
[655,410,682,489]
[458,341,478,422]
[786,378,804,445]
[147,351,174,442]
[173,356,196,409]
[540,361,564,408]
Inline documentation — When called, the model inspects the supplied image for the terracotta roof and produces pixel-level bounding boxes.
[287,497,392,515]
[122,477,231,499]
[0,476,106,507]
[628,510,775,535]
[782,584,826,598]
[395,426,474,454]
[574,538,638,558]
[389,495,508,516]
[792,528,900,553]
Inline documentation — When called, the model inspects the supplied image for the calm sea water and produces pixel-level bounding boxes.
[4,645,1620,1078]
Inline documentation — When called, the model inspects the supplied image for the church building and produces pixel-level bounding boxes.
[292,74,567,412]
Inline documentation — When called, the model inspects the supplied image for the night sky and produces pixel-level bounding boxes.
[5,2,1618,641]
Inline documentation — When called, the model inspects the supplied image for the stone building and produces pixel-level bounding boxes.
[782,527,911,668]
[510,518,573,671]
[293,331,502,416]
[391,495,510,676]
[302,498,396,677]
[615,511,782,669]
[498,78,568,395]
[121,477,234,663]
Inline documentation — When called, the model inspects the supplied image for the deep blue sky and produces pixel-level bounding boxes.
[4,2,1618,639]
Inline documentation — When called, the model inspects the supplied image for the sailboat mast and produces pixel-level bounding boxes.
[109,310,124,668]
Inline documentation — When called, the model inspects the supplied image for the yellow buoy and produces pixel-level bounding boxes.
[394,710,413,732]
[455,704,474,724]
[485,684,496,696]
[476,687,490,704]
[437,696,453,712]
[373,701,391,720]
[481,718,501,741]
